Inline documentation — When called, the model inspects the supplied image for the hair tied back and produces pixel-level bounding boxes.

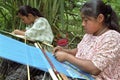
[105,5,112,15]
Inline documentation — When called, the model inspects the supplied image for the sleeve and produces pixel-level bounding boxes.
[25,19,46,40]
[92,36,120,71]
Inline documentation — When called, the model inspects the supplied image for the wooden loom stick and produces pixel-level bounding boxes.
[37,42,63,80]
[34,42,58,80]
[24,36,31,80]
[35,42,69,80]
[35,42,68,80]
[0,30,53,47]
[0,30,34,43]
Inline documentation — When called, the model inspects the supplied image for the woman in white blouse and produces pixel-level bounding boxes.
[13,5,54,44]
[3,5,54,80]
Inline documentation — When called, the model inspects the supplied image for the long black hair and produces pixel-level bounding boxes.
[80,0,120,32]
[17,5,43,17]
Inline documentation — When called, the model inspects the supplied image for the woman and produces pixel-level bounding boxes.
[13,5,54,44]
[1,5,54,80]
[53,0,120,80]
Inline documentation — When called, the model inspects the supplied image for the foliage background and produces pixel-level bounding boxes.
[0,0,120,48]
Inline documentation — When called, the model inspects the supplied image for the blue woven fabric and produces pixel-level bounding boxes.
[0,34,94,80]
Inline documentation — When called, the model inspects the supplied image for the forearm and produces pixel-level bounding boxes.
[66,54,101,75]
[13,30,25,36]
[62,48,77,56]
[17,31,25,36]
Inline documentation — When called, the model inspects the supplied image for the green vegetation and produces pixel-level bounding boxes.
[0,0,120,48]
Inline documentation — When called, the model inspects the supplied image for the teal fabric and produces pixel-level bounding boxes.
[0,34,94,80]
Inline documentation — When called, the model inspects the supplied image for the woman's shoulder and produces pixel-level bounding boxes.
[104,30,120,38]
[36,17,48,22]
[33,17,49,25]
[100,30,120,43]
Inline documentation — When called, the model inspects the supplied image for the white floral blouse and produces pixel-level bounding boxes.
[76,30,120,80]
[25,17,54,44]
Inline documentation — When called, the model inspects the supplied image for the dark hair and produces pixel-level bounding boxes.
[80,0,120,32]
[17,5,43,17]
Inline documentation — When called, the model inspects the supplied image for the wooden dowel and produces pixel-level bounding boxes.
[24,36,31,80]
[36,42,68,80]
[34,43,58,80]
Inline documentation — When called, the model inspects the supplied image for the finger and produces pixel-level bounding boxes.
[53,48,59,53]
[53,49,56,53]
[53,52,57,56]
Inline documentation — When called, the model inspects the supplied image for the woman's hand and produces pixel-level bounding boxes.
[12,29,18,34]
[53,46,63,54]
[54,51,69,62]
[12,29,25,35]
